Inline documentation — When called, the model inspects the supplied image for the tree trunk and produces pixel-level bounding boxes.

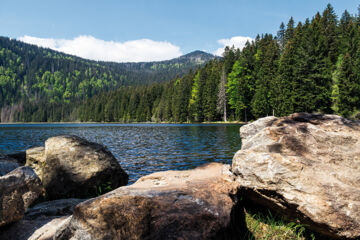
[224,100,227,122]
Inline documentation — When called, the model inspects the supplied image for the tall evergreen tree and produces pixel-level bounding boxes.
[217,67,228,122]
[277,22,286,52]
[251,34,279,118]
[338,53,359,117]
[284,17,295,45]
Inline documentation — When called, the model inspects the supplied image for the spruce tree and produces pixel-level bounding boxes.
[217,67,228,121]
[227,42,255,121]
[277,22,286,52]
[251,34,279,118]
[338,53,358,117]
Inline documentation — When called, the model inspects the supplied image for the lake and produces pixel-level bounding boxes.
[0,123,242,183]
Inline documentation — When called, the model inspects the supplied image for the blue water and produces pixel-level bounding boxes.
[0,123,242,183]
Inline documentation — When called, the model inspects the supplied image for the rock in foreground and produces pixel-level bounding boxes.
[0,166,42,227]
[28,135,128,199]
[55,163,243,240]
[232,113,360,239]
[0,198,84,240]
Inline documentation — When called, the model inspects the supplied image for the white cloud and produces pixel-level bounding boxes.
[18,35,183,62]
[214,36,253,56]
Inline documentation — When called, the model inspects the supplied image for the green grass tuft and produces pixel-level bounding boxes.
[244,210,315,240]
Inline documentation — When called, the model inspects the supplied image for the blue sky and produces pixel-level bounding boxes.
[1,0,359,62]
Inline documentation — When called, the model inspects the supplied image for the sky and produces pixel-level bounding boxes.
[0,0,359,62]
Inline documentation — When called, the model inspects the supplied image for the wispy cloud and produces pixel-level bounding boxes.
[18,35,183,62]
[214,36,253,56]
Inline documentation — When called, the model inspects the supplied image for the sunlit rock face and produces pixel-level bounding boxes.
[232,113,360,239]
[26,135,128,199]
[54,163,245,240]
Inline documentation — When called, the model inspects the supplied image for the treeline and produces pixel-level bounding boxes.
[0,37,123,107]
[226,4,360,120]
[0,37,213,115]
[4,4,360,122]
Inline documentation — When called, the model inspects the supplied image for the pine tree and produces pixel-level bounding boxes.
[277,22,286,52]
[338,53,358,117]
[203,61,220,121]
[188,71,204,122]
[217,67,227,121]
[285,17,295,44]
[331,55,343,114]
[251,34,279,118]
[321,4,338,66]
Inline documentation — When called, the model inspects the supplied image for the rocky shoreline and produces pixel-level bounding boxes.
[0,113,359,239]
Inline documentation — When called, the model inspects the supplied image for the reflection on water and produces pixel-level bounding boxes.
[0,123,242,183]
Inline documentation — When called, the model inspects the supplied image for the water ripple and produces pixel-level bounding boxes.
[0,123,242,183]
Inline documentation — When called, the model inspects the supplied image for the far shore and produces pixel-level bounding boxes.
[0,121,246,125]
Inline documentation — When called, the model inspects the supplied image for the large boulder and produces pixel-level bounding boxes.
[27,135,128,199]
[55,163,244,240]
[0,154,20,176]
[232,113,360,239]
[0,166,42,227]
[0,198,84,240]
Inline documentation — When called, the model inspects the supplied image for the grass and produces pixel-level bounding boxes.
[244,210,316,240]
[96,181,113,196]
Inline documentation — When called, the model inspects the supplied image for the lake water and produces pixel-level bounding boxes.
[0,123,242,183]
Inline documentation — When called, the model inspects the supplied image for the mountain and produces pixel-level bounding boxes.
[0,36,215,109]
[114,50,215,71]
[101,50,216,84]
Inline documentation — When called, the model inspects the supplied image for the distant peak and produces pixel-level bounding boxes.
[178,51,215,64]
[182,50,214,57]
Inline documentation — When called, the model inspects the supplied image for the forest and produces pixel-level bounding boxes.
[0,38,213,121]
[1,4,360,123]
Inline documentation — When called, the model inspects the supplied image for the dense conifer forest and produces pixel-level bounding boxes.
[1,4,360,122]
[0,38,213,122]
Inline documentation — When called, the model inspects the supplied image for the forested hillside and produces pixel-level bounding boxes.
[0,37,214,121]
[2,4,360,123]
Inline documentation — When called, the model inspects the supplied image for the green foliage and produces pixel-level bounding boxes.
[338,53,360,117]
[0,38,212,120]
[245,210,314,240]
[96,181,113,196]
[331,55,343,113]
[2,4,360,123]
[227,55,254,121]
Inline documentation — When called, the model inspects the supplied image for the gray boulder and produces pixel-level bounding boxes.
[27,135,128,199]
[54,163,244,240]
[0,198,84,240]
[232,113,360,239]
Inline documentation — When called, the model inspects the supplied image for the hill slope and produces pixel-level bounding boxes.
[0,36,215,108]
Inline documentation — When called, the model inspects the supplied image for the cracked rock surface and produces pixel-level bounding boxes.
[55,163,244,240]
[232,113,360,239]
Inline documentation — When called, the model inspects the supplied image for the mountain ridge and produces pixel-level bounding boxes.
[16,36,215,66]
[0,36,216,109]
